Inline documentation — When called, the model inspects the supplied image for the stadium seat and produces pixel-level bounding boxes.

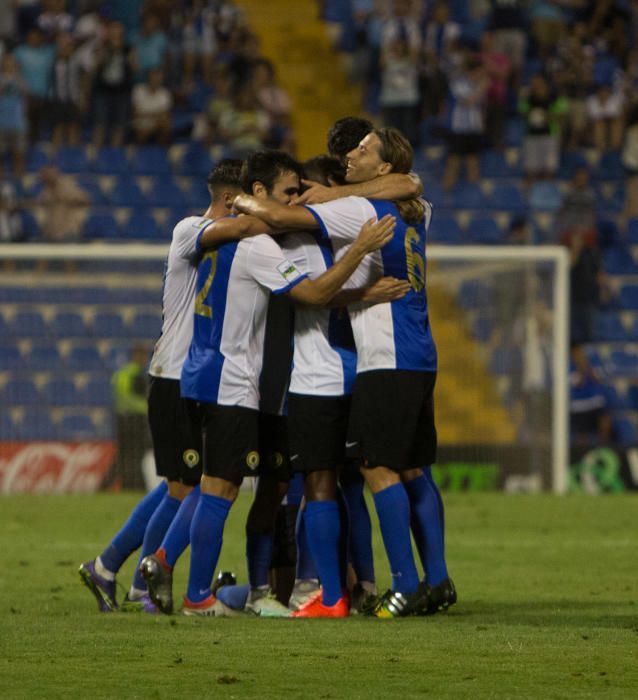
[601,384,628,410]
[427,215,463,244]
[14,409,58,441]
[613,417,638,445]
[28,343,64,371]
[490,183,527,213]
[81,378,112,407]
[76,176,107,205]
[130,146,172,175]
[21,210,41,239]
[458,280,491,309]
[9,310,49,338]
[66,346,105,371]
[528,181,561,211]
[609,351,638,375]
[25,146,48,172]
[106,287,159,305]
[597,151,624,181]
[3,378,42,406]
[449,182,484,209]
[130,312,162,339]
[91,312,129,338]
[122,211,162,240]
[592,313,627,342]
[627,219,638,245]
[472,315,494,342]
[52,312,88,338]
[0,413,15,439]
[82,212,121,239]
[504,119,524,146]
[108,177,147,207]
[53,146,89,173]
[43,378,81,406]
[467,217,505,244]
[481,151,515,178]
[619,285,638,310]
[177,143,214,176]
[558,151,587,179]
[602,247,638,275]
[146,179,188,208]
[0,344,26,371]
[92,146,129,174]
[185,179,210,209]
[58,412,97,439]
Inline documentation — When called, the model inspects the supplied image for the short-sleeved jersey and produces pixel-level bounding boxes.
[149,216,213,380]
[279,232,356,396]
[180,233,307,409]
[306,196,437,374]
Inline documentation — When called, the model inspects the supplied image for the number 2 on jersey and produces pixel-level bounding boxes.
[404,227,425,292]
[195,251,217,318]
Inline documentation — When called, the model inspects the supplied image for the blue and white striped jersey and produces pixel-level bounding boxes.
[306,196,437,374]
[180,233,307,409]
[279,232,357,397]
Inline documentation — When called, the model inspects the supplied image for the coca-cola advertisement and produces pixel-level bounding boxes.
[0,442,116,493]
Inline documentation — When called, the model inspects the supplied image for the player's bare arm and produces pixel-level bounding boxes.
[293,172,423,205]
[329,277,411,307]
[198,214,277,249]
[232,194,317,230]
[287,215,396,306]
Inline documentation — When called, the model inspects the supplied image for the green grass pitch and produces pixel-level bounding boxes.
[1,492,637,699]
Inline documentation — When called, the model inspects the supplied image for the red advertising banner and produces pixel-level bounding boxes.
[0,442,116,493]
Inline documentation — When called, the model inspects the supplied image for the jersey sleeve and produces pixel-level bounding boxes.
[173,217,213,260]
[246,235,308,295]
[277,233,317,277]
[305,196,377,244]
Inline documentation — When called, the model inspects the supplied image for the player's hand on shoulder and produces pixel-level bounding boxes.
[293,180,333,205]
[355,214,396,253]
[232,194,252,215]
[364,276,411,304]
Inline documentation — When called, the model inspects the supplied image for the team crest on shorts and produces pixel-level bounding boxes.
[271,452,284,468]
[183,449,200,468]
[245,451,260,470]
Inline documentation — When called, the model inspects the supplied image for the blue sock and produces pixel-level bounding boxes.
[99,481,168,573]
[405,470,449,586]
[159,485,200,568]
[131,492,181,590]
[424,467,445,544]
[305,500,342,606]
[295,507,318,580]
[286,471,304,507]
[341,476,375,583]
[186,493,232,603]
[246,532,274,588]
[372,483,419,595]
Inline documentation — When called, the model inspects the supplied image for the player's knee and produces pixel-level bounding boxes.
[201,475,238,501]
[361,465,400,494]
[401,467,424,483]
[304,469,336,501]
[166,480,194,500]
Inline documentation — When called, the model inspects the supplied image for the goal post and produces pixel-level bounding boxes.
[0,242,569,494]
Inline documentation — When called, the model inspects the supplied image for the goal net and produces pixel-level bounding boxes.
[0,243,569,494]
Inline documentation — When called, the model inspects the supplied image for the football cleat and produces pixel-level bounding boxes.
[245,587,291,618]
[139,554,173,615]
[421,577,457,615]
[291,596,349,618]
[349,582,378,616]
[288,579,321,612]
[78,560,117,612]
[181,594,217,617]
[212,570,237,595]
[120,593,158,614]
[371,584,428,619]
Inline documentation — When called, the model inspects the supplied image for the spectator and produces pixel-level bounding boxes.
[507,216,533,245]
[192,69,233,146]
[0,180,26,242]
[556,166,597,240]
[442,53,488,190]
[529,0,568,60]
[382,0,422,54]
[568,227,604,344]
[91,20,134,148]
[217,81,269,158]
[569,344,612,447]
[131,67,172,145]
[479,30,511,149]
[14,27,55,143]
[0,53,28,176]
[622,100,638,221]
[0,0,17,44]
[379,36,420,146]
[252,58,294,150]
[37,165,90,241]
[489,0,527,83]
[586,82,624,153]
[37,0,75,38]
[48,32,83,147]
[519,74,567,181]
[132,13,168,81]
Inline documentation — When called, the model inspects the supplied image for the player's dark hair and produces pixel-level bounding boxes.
[302,155,346,187]
[241,150,303,194]
[207,158,243,197]
[327,116,374,159]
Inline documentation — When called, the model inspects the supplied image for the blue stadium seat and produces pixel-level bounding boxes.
[490,183,527,213]
[21,210,41,239]
[53,146,90,173]
[67,346,105,371]
[619,285,638,310]
[609,351,638,375]
[3,379,42,406]
[58,412,97,439]
[0,344,26,371]
[9,310,49,338]
[146,179,188,208]
[0,413,15,439]
[82,212,120,239]
[92,146,129,174]
[106,287,159,305]
[558,151,587,179]
[504,119,524,146]
[481,151,519,178]
[53,311,88,337]
[467,217,505,244]
[14,409,58,441]
[627,219,638,245]
[108,177,147,207]
[613,417,638,445]
[28,343,64,371]
[427,215,463,244]
[422,181,444,209]
[185,179,210,209]
[177,143,214,176]
[472,316,494,342]
[122,211,162,240]
[601,384,628,410]
[603,247,638,275]
[81,378,112,407]
[91,312,129,338]
[25,146,48,172]
[528,181,561,211]
[76,176,107,205]
[592,313,627,341]
[130,146,172,175]
[450,182,484,209]
[458,280,491,309]
[130,312,161,339]
[43,378,81,406]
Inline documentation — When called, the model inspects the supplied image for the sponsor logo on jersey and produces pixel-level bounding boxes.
[192,218,212,230]
[276,260,301,283]
[183,449,200,468]
[246,450,260,470]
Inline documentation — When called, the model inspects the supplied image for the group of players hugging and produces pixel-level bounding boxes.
[79,117,456,619]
